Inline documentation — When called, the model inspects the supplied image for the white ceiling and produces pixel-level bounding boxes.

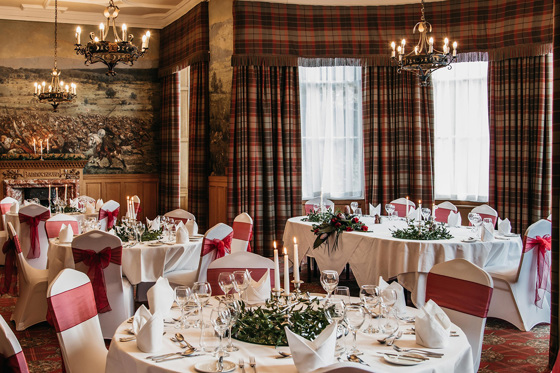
[0,0,442,29]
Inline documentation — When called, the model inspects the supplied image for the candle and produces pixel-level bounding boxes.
[391,41,396,58]
[40,139,43,156]
[46,138,49,153]
[99,23,105,41]
[418,200,422,221]
[33,139,36,154]
[55,187,58,200]
[283,247,290,296]
[142,35,147,50]
[429,37,434,53]
[293,237,300,282]
[76,27,81,45]
[432,203,436,218]
[406,196,409,219]
[273,242,280,290]
[401,39,405,55]
[64,184,67,202]
[122,24,127,42]
[48,184,51,203]
[126,196,130,218]
[34,82,38,95]
[453,41,458,57]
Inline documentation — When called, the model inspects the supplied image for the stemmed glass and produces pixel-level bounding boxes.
[379,288,398,333]
[345,305,366,354]
[350,202,359,214]
[223,299,241,352]
[174,286,192,329]
[136,222,146,242]
[320,270,339,299]
[333,286,350,304]
[210,304,231,358]
[468,212,482,237]
[421,208,431,222]
[218,272,235,298]
[385,204,395,220]
[359,285,380,334]
[324,298,346,355]
[233,270,251,301]
[193,281,212,324]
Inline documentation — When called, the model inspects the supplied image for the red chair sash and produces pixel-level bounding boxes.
[72,246,122,313]
[99,208,119,230]
[19,210,50,259]
[0,351,30,373]
[524,234,551,308]
[233,221,253,252]
[206,267,273,295]
[469,213,497,226]
[434,208,454,223]
[201,232,233,259]
[426,273,493,318]
[45,220,80,239]
[47,282,98,333]
[0,203,12,215]
[0,237,21,296]
[133,202,141,214]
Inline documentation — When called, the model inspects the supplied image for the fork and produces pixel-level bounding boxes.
[249,356,257,372]
[239,358,246,373]
[393,344,444,357]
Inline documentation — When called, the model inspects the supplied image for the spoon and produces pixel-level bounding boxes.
[151,347,197,362]
[275,351,292,359]
[175,333,195,350]
[347,354,370,366]
[377,330,398,344]
[386,331,403,346]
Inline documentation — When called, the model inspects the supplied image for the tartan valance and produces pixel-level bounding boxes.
[232,0,553,67]
[159,2,209,77]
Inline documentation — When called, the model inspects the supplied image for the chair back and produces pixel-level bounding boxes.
[98,200,120,231]
[434,201,458,223]
[47,269,107,373]
[45,214,80,239]
[207,252,276,295]
[76,195,95,210]
[390,198,416,218]
[1,197,18,231]
[470,204,498,226]
[197,223,233,283]
[231,212,253,253]
[18,204,50,270]
[426,259,493,372]
[164,208,196,223]
[304,198,334,214]
[0,314,30,373]
[131,195,141,214]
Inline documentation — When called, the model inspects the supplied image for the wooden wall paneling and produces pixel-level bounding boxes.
[142,181,159,221]
[208,176,228,227]
[84,182,102,200]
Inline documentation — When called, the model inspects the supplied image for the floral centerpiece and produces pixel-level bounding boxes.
[304,210,368,252]
[391,219,453,240]
[114,220,161,242]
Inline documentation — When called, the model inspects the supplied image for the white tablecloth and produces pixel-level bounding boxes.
[47,239,203,285]
[106,298,474,373]
[283,216,522,306]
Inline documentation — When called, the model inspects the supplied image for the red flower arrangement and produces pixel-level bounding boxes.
[310,211,368,252]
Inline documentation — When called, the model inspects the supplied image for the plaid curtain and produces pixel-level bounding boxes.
[188,62,209,231]
[160,74,180,212]
[362,66,434,208]
[488,55,552,234]
[228,66,302,257]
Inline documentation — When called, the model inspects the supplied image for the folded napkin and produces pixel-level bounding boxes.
[447,211,462,227]
[285,323,337,373]
[497,218,511,235]
[108,228,116,235]
[186,219,198,236]
[95,199,104,211]
[370,203,381,216]
[245,269,271,304]
[378,276,406,315]
[481,222,494,242]
[69,198,79,209]
[176,221,185,230]
[10,202,18,214]
[176,225,189,243]
[132,305,164,353]
[147,277,174,317]
[59,224,74,243]
[415,299,450,349]
[407,207,417,220]
[23,200,30,206]
[146,216,161,232]
[85,201,96,215]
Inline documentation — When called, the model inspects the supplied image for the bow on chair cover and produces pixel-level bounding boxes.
[524,234,551,308]
[0,351,29,373]
[72,246,122,313]
[19,210,50,259]
[99,208,120,229]
[0,237,21,296]
[201,232,233,259]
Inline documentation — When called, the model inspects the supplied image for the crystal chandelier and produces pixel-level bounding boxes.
[33,0,77,112]
[74,0,150,76]
[390,0,457,86]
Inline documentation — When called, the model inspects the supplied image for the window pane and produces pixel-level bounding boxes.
[299,66,363,200]
[432,61,490,202]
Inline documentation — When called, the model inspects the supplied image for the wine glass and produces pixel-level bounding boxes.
[233,270,251,301]
[223,299,241,352]
[350,202,359,214]
[218,272,234,297]
[324,298,346,355]
[193,282,212,324]
[174,286,192,329]
[354,208,363,217]
[210,304,231,358]
[359,285,380,334]
[137,222,145,242]
[468,212,481,234]
[320,270,339,299]
[333,286,351,304]
[421,208,431,221]
[385,204,395,220]
[379,288,398,332]
[345,305,366,354]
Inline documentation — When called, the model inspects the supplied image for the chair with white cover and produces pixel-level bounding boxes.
[76,195,95,210]
[311,363,374,373]
[17,204,51,270]
[47,268,107,373]
[390,198,416,218]
[3,223,49,331]
[1,196,17,231]
[434,201,458,223]
[304,198,335,214]
[71,230,134,339]
[165,223,233,287]
[0,314,30,373]
[231,212,253,253]
[487,219,552,331]
[470,204,498,226]
[425,259,493,372]
[131,195,141,216]
[98,200,120,231]
[45,214,80,239]
[206,251,276,295]
[164,208,196,223]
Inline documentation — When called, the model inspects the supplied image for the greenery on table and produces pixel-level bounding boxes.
[232,297,330,346]
[305,210,368,252]
[114,221,162,243]
[50,205,81,214]
[391,219,453,240]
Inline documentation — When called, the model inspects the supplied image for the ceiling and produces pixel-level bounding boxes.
[0,0,442,29]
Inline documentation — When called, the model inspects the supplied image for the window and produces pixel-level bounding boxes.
[432,61,490,202]
[299,65,363,200]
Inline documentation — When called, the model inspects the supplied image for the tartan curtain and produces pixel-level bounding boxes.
[488,55,552,234]
[228,66,302,257]
[160,74,180,212]
[362,66,434,208]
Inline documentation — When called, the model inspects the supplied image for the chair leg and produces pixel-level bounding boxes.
[345,263,350,280]
[307,257,312,282]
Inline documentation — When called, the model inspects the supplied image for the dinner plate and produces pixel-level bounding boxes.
[383,354,423,366]
[504,233,519,237]
[191,234,204,238]
[194,360,236,372]
[461,238,477,243]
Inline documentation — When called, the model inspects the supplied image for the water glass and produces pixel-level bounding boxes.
[354,208,363,217]
[333,286,351,304]
[421,208,431,221]
[345,305,365,354]
[359,285,380,334]
[325,298,346,355]
[218,272,234,297]
[200,322,219,354]
[174,286,192,329]
[210,304,231,357]
[468,212,482,236]
[350,202,359,214]
[385,204,395,219]
[224,299,241,352]
[233,270,251,301]
[320,270,339,298]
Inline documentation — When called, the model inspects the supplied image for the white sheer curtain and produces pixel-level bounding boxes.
[432,61,490,202]
[299,65,363,200]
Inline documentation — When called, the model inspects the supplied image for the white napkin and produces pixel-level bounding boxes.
[10,202,18,214]
[132,305,164,353]
[186,219,198,235]
[481,222,494,242]
[407,207,417,220]
[85,201,96,215]
[147,277,174,317]
[108,228,116,235]
[378,276,406,315]
[176,226,189,243]
[69,198,79,209]
[23,200,30,206]
[285,323,337,373]
[176,221,185,230]
[147,216,161,231]
[415,299,450,349]
[58,224,74,243]
[447,211,462,227]
[369,203,381,216]
[245,269,271,304]
[497,218,511,235]
[95,199,104,211]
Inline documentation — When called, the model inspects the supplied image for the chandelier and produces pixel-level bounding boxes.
[74,0,151,76]
[33,0,77,112]
[390,0,457,86]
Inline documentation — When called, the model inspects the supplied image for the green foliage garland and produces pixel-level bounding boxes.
[304,210,368,251]
[391,219,453,240]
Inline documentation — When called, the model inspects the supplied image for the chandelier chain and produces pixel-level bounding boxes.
[420,0,425,23]
[54,0,58,68]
